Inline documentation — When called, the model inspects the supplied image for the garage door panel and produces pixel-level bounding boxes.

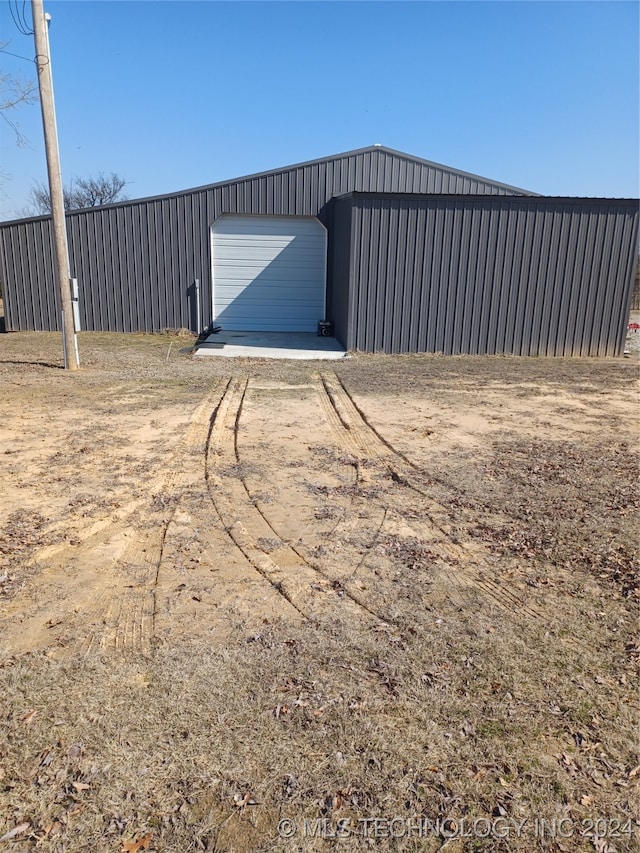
[215,251,326,261]
[217,301,324,316]
[212,215,326,332]
[215,267,325,282]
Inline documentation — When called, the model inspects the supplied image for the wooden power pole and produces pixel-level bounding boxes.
[31,0,79,370]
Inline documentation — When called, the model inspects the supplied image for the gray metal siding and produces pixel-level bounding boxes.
[0,147,528,333]
[327,198,352,348]
[345,195,639,357]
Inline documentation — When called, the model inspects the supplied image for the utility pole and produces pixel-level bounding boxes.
[31,0,79,370]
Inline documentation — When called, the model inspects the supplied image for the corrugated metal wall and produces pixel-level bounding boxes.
[0,147,528,332]
[341,194,639,357]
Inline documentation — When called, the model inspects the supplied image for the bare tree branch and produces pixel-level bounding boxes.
[24,172,129,214]
[0,47,38,147]
[66,173,129,209]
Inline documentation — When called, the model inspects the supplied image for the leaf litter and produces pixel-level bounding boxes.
[0,333,638,851]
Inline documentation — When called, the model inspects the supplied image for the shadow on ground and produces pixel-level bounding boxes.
[0,359,64,369]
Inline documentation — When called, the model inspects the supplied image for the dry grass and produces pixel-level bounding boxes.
[0,328,638,852]
[1,613,638,852]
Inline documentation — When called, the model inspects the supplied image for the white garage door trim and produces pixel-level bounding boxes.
[211,214,327,332]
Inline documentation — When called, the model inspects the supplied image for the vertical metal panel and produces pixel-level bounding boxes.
[325,198,347,346]
[543,208,570,357]
[394,205,408,351]
[408,205,427,352]
[1,146,531,333]
[590,212,618,356]
[577,211,607,356]
[504,207,528,355]
[349,196,364,350]
[382,203,397,349]
[1,147,635,355]
[469,203,491,354]
[608,214,638,352]
[451,204,471,354]
[532,208,559,356]
[554,211,579,357]
[345,195,638,356]
[1,218,57,330]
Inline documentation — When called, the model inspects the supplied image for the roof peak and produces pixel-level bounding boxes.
[0,145,534,224]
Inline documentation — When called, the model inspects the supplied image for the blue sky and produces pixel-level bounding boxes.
[0,0,638,220]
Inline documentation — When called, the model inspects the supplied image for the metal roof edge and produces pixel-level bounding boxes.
[336,192,639,204]
[363,145,538,196]
[0,146,537,226]
[0,146,395,225]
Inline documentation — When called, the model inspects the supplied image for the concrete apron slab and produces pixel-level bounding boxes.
[194,331,348,360]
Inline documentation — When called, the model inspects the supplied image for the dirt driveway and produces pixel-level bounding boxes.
[0,330,638,852]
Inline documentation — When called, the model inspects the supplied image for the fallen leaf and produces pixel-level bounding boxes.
[21,709,37,724]
[580,794,594,806]
[590,770,607,787]
[121,833,153,853]
[72,781,90,791]
[628,765,640,779]
[233,792,258,808]
[67,743,83,760]
[0,822,30,843]
[468,765,486,782]
[460,720,474,737]
[558,752,579,776]
[591,837,617,853]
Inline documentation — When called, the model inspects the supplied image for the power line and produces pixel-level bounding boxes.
[21,0,34,35]
[9,0,33,35]
[8,1,25,35]
[9,0,27,34]
[0,47,35,62]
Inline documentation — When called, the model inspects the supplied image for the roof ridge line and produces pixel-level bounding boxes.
[0,145,535,224]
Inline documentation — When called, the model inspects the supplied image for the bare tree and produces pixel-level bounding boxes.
[25,172,129,214]
[0,52,38,147]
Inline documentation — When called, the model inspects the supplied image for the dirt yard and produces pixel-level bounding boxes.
[0,327,638,852]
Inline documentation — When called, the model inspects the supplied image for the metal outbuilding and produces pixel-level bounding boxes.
[0,145,637,356]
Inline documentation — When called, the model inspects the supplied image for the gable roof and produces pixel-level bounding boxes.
[134,144,535,205]
[1,145,535,226]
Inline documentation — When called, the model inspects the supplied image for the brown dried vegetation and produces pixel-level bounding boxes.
[0,327,637,852]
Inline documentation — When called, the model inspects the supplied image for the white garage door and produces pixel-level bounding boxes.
[211,215,327,332]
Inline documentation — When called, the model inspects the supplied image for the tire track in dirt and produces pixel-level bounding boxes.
[234,381,393,627]
[29,392,223,568]
[0,387,225,657]
[77,386,226,655]
[312,377,389,547]
[312,372,471,610]
[204,377,384,627]
[315,371,545,621]
[76,526,163,655]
